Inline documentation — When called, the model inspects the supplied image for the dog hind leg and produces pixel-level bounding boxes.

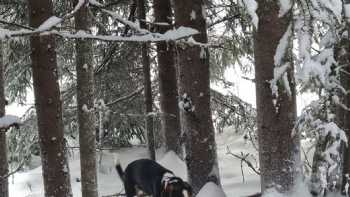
[124,181,137,197]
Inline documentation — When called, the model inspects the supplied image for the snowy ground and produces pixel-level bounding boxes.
[9,130,263,197]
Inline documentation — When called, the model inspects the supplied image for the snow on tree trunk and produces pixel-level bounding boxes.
[137,0,156,160]
[28,1,72,196]
[74,0,99,197]
[0,41,8,197]
[154,0,182,156]
[254,1,299,193]
[173,0,221,194]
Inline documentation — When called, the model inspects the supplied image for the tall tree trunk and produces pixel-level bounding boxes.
[28,1,72,196]
[335,4,350,193]
[154,0,182,156]
[254,1,299,193]
[173,0,221,194]
[0,41,8,197]
[74,1,98,197]
[137,0,156,160]
[339,39,350,196]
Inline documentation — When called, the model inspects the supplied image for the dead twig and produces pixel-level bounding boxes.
[226,146,260,177]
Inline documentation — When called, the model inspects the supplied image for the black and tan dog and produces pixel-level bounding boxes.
[116,158,192,197]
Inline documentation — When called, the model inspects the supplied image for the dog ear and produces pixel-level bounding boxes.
[183,182,192,197]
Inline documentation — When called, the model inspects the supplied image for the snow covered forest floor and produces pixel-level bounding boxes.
[9,129,263,197]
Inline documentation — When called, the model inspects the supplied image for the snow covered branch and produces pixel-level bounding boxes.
[57,26,199,42]
[0,0,199,43]
[1,0,207,44]
[0,0,86,39]
[239,0,258,28]
[0,26,199,43]
[270,24,293,99]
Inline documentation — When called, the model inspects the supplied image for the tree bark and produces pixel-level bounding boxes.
[335,6,350,193]
[137,0,156,160]
[254,1,299,193]
[28,1,72,196]
[154,0,182,156]
[0,41,8,197]
[74,1,99,197]
[339,40,350,195]
[173,0,221,194]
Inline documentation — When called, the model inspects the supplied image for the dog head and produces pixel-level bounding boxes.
[162,177,192,197]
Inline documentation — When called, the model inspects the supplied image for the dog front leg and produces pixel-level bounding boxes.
[152,180,162,197]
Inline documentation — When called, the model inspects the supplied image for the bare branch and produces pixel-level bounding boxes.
[0,159,26,182]
[106,87,144,107]
[0,19,34,30]
[226,146,260,175]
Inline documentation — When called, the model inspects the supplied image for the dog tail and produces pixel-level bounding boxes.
[114,156,125,182]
